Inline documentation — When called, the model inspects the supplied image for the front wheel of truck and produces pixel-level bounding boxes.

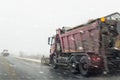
[51,56,58,69]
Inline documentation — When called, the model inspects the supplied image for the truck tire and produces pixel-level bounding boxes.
[79,56,90,77]
[70,62,78,74]
[51,56,58,69]
[69,56,79,74]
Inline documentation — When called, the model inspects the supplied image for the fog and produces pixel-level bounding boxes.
[0,0,119,56]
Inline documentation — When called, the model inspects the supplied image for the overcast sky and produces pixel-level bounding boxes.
[0,0,119,56]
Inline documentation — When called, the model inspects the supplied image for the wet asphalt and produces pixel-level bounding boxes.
[0,56,120,80]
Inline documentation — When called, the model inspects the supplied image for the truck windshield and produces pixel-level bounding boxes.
[48,36,55,45]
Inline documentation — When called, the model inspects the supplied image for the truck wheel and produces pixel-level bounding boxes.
[51,56,58,69]
[69,56,79,74]
[79,56,90,76]
[70,62,78,74]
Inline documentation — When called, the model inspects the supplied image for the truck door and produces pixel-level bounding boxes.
[48,36,55,55]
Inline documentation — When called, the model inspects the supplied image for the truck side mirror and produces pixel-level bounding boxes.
[48,37,50,45]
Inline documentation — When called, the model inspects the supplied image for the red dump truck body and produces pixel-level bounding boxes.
[58,21,100,54]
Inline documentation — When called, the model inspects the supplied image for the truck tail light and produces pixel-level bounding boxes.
[91,56,101,62]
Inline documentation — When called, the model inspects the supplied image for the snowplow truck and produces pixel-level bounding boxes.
[48,12,120,76]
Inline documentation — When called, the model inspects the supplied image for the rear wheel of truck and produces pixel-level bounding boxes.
[51,56,58,69]
[70,62,78,74]
[79,56,90,77]
[69,56,79,74]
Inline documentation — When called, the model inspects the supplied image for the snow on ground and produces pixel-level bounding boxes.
[15,57,41,63]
